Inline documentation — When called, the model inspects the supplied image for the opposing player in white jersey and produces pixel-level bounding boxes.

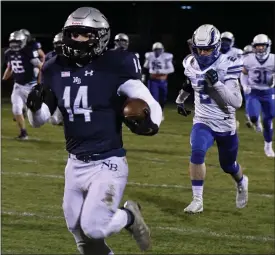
[176,24,248,213]
[241,44,261,129]
[143,42,174,120]
[241,34,275,157]
[220,31,243,59]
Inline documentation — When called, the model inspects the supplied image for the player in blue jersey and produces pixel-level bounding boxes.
[26,7,162,254]
[20,29,45,63]
[241,34,275,157]
[45,32,63,62]
[176,24,248,214]
[2,30,43,140]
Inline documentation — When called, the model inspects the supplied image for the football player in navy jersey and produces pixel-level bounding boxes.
[26,7,162,254]
[20,29,45,63]
[2,30,43,139]
[45,32,63,62]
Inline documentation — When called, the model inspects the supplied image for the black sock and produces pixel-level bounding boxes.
[121,208,135,228]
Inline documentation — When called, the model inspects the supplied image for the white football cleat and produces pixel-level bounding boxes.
[184,197,203,214]
[264,147,275,157]
[123,200,151,251]
[255,122,263,133]
[236,175,249,209]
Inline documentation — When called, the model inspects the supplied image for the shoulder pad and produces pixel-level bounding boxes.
[164,52,173,60]
[145,52,151,59]
[182,54,193,68]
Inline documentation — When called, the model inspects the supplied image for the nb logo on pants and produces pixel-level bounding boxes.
[101,160,118,171]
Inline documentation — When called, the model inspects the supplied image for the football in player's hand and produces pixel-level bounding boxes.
[123,98,150,120]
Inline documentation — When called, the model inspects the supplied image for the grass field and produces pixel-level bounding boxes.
[1,102,274,254]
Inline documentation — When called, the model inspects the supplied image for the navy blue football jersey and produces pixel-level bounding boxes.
[45,51,57,62]
[5,46,39,85]
[28,40,42,50]
[41,50,141,155]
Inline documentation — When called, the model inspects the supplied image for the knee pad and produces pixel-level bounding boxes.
[190,149,206,164]
[250,116,258,124]
[12,104,23,115]
[220,161,240,175]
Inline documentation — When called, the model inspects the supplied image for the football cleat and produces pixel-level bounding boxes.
[236,175,248,208]
[123,200,151,251]
[184,198,203,213]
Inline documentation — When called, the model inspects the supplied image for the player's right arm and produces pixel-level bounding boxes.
[27,64,58,127]
[240,59,251,94]
[117,52,162,135]
[2,51,13,80]
[2,63,13,80]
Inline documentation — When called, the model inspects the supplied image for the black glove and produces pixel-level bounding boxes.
[124,109,159,136]
[26,84,44,112]
[205,69,219,87]
[177,103,191,117]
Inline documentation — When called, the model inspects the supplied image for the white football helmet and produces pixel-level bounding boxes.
[9,30,27,51]
[191,24,221,68]
[243,45,253,55]
[252,34,271,60]
[152,42,164,56]
[220,31,235,54]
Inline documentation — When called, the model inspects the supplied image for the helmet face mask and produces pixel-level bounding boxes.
[220,38,233,53]
[62,7,110,64]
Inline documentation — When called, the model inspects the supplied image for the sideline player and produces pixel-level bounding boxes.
[143,42,174,120]
[26,7,162,254]
[2,30,42,139]
[241,34,275,157]
[176,24,248,213]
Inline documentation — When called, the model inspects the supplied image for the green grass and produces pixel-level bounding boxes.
[1,103,274,254]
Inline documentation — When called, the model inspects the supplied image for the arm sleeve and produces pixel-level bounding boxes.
[213,79,243,109]
[143,53,149,69]
[117,79,162,127]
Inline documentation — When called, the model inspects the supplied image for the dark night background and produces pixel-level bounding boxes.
[1,1,275,101]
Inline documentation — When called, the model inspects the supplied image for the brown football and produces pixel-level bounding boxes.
[123,98,150,120]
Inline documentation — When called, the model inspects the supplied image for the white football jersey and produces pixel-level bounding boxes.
[243,53,275,90]
[183,54,243,132]
[223,47,243,60]
[144,52,174,75]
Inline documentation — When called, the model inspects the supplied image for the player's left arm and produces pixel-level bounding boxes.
[2,63,13,80]
[205,69,243,109]
[117,53,162,135]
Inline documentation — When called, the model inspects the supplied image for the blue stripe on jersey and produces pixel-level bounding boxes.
[224,78,237,82]
[227,65,243,70]
[226,70,242,74]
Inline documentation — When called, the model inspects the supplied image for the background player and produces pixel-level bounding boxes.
[2,30,43,139]
[26,7,162,255]
[241,34,275,157]
[20,29,45,63]
[143,42,174,120]
[243,45,253,55]
[45,32,63,61]
[220,31,243,59]
[176,24,248,214]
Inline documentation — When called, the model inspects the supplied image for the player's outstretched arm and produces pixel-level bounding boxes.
[175,77,192,116]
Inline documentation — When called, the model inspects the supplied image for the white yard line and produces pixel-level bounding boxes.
[1,171,273,198]
[2,210,274,243]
